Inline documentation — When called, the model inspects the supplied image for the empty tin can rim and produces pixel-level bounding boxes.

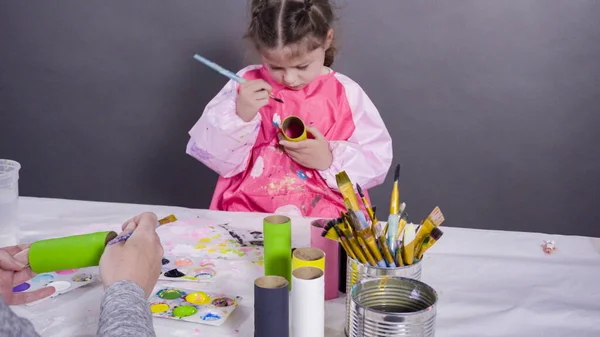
[350,276,438,316]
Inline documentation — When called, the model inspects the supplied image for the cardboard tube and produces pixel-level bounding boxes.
[254,276,289,337]
[292,247,325,270]
[310,222,339,300]
[292,267,325,337]
[28,231,117,273]
[263,215,292,289]
[280,116,307,142]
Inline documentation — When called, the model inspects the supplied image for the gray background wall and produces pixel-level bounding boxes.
[1,1,599,237]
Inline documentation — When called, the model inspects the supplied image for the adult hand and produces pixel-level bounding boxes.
[236,79,272,122]
[0,244,55,305]
[279,126,333,170]
[99,212,163,297]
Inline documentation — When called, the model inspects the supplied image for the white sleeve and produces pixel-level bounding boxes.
[318,73,393,190]
[186,65,262,178]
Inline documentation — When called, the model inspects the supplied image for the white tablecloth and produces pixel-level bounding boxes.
[7,197,600,337]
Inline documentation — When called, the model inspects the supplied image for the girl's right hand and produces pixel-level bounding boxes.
[236,79,272,122]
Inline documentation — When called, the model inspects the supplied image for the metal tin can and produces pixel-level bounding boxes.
[345,257,422,335]
[349,277,437,336]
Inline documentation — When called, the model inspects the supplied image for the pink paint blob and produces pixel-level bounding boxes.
[175,258,193,267]
[199,259,213,266]
[56,269,77,275]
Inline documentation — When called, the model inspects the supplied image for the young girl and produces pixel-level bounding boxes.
[187,0,393,218]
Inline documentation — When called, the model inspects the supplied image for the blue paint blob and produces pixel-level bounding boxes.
[13,282,30,292]
[297,170,308,180]
[32,274,54,284]
[201,312,222,321]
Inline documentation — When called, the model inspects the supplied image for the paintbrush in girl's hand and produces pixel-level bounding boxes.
[193,54,283,103]
[108,214,177,245]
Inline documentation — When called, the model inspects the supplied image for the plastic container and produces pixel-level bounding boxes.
[348,277,437,336]
[0,160,21,246]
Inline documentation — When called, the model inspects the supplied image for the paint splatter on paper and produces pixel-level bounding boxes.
[159,219,265,266]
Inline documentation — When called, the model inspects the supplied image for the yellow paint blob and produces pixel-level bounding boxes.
[150,303,169,313]
[185,292,211,305]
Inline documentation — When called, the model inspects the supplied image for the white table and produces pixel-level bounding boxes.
[8,197,600,337]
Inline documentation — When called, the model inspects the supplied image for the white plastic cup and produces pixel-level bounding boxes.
[0,159,21,246]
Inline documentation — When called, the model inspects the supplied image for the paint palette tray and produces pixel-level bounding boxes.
[15,267,99,306]
[149,286,242,326]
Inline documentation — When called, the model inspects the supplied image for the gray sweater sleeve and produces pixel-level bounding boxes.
[0,295,40,337]
[97,280,156,337]
[0,281,154,337]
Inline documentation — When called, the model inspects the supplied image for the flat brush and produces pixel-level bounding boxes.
[356,235,377,266]
[332,223,357,260]
[338,220,367,264]
[321,219,340,241]
[336,171,361,211]
[344,206,364,233]
[416,227,444,259]
[414,206,445,244]
[358,227,386,267]
[340,214,374,266]
[375,223,396,267]
[401,223,417,265]
[193,54,283,103]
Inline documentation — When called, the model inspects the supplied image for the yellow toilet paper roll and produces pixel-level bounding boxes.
[280,116,307,142]
[292,247,325,271]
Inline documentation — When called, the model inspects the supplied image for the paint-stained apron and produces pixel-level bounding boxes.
[209,67,363,218]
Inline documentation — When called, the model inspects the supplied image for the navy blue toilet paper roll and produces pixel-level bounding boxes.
[254,275,289,337]
[338,244,347,293]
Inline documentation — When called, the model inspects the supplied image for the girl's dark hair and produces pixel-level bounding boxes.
[246,0,336,67]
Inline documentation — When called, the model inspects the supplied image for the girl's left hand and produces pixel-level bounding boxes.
[279,126,333,170]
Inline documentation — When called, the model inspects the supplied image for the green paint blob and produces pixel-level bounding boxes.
[173,305,198,318]
[158,289,183,300]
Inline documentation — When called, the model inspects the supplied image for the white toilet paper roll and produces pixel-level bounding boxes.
[291,266,324,337]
